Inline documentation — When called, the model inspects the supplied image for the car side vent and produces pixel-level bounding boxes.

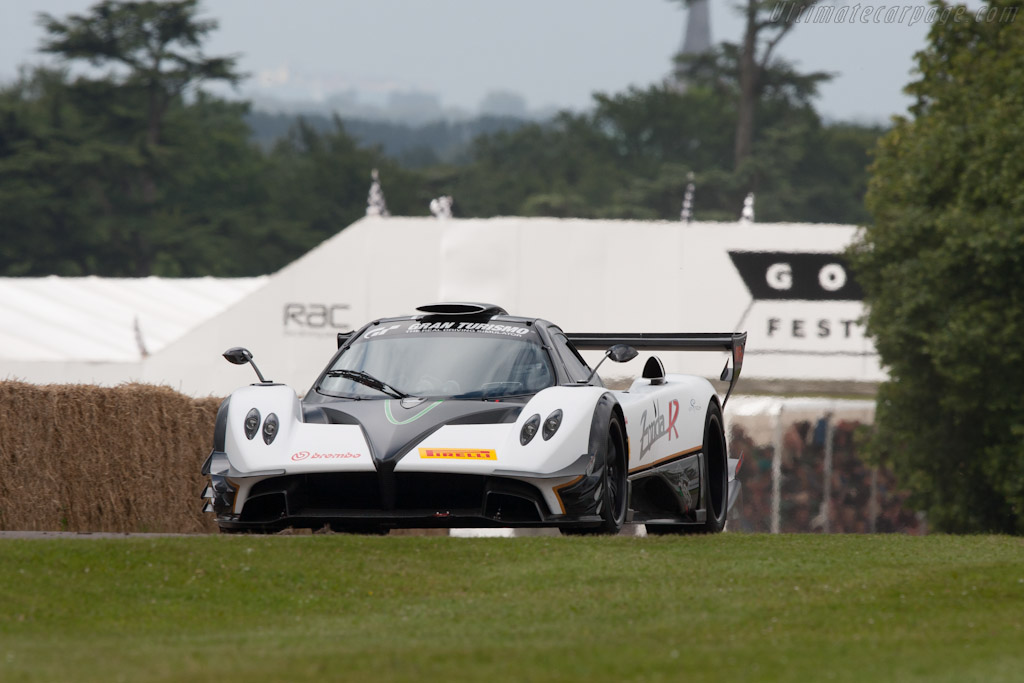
[416,302,508,316]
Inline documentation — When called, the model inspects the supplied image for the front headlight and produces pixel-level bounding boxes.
[520,414,541,445]
[262,412,279,445]
[542,409,563,440]
[244,408,261,440]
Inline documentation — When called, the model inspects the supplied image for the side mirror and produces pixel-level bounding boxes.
[584,344,638,383]
[222,347,269,383]
[223,347,253,365]
[608,344,639,363]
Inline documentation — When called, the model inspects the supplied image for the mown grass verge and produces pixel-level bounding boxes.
[1,534,1022,682]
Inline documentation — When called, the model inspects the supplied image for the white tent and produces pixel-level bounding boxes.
[1,217,882,396]
[0,275,266,386]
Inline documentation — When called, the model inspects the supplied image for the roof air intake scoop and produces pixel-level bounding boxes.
[416,302,508,316]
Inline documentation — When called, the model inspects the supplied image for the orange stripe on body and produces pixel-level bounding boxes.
[553,475,585,515]
[628,445,702,475]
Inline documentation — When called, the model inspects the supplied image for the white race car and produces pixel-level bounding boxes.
[202,303,746,535]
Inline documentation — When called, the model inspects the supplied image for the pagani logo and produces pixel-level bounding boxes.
[728,252,863,301]
[419,448,497,460]
[291,451,363,461]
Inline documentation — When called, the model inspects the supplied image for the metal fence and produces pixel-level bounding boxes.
[725,397,926,534]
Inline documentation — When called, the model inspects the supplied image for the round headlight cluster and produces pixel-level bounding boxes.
[520,414,541,445]
[243,408,280,445]
[521,409,563,445]
[244,408,261,440]
[542,410,562,441]
[262,413,279,445]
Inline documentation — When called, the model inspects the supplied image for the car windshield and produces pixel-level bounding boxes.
[317,321,555,399]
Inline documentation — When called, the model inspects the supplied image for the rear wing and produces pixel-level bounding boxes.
[567,332,747,407]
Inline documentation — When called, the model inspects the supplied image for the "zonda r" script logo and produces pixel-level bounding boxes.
[639,400,680,461]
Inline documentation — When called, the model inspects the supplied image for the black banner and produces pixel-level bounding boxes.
[728,252,863,301]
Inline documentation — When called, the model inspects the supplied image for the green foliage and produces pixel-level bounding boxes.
[447,112,621,218]
[0,67,109,275]
[0,67,270,276]
[37,0,240,97]
[261,116,426,254]
[31,0,244,276]
[850,0,1024,533]
[247,111,531,167]
[447,81,878,223]
[0,0,885,278]
[672,0,829,168]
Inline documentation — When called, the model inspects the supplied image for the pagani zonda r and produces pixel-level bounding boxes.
[202,303,746,535]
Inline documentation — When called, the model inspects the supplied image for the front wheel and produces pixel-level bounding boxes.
[562,413,628,536]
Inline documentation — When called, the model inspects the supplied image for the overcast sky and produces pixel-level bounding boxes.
[0,1,997,124]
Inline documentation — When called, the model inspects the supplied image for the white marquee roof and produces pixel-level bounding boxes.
[0,275,268,362]
[0,217,881,395]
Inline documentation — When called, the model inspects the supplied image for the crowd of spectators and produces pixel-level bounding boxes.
[727,416,926,534]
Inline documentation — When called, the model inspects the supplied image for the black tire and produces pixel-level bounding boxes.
[562,413,628,535]
[645,401,727,535]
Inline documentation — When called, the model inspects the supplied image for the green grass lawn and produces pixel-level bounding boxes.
[0,533,1021,682]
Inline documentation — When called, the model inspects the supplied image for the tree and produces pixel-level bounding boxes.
[449,112,624,218]
[38,0,240,152]
[675,41,850,218]
[849,0,1024,534]
[732,0,826,168]
[0,66,282,277]
[0,67,114,275]
[448,70,877,223]
[1,1,428,277]
[36,0,242,275]
[673,0,827,169]
[263,116,425,250]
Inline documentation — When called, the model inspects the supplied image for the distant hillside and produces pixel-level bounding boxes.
[246,111,538,167]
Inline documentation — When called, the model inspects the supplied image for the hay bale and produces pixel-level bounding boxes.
[0,382,220,533]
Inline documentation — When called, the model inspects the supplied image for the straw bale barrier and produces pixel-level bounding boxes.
[0,382,221,533]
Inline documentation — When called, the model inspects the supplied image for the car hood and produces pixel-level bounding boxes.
[303,397,524,465]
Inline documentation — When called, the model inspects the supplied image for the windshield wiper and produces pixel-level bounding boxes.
[323,369,411,399]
